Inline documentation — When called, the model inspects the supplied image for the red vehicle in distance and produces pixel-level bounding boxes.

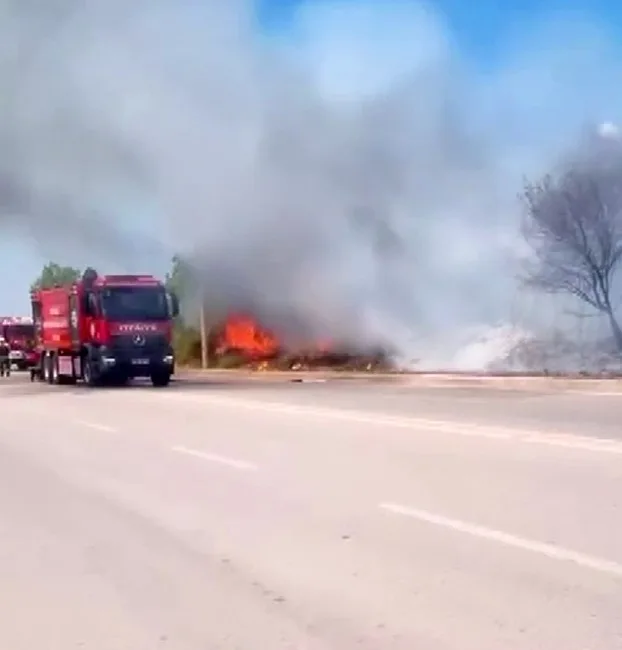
[0,316,37,370]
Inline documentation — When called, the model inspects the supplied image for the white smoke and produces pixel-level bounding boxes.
[598,122,621,139]
[1,0,621,368]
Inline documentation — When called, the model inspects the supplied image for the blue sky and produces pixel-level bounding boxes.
[2,0,621,315]
[258,0,622,66]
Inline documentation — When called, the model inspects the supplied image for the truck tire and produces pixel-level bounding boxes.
[51,354,60,385]
[45,354,55,384]
[151,372,171,387]
[82,357,98,387]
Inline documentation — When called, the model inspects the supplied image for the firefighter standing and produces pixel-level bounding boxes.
[0,337,10,377]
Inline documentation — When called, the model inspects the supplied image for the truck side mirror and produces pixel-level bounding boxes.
[169,293,180,318]
[83,293,98,316]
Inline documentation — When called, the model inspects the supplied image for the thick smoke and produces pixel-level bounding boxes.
[1,0,620,367]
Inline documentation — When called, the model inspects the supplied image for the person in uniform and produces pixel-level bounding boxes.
[0,337,10,377]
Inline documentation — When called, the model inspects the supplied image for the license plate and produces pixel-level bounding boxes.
[131,358,149,365]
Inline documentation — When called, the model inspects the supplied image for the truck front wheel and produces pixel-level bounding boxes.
[82,358,98,387]
[151,371,171,387]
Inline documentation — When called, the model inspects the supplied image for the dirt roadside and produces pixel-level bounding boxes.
[176,368,622,393]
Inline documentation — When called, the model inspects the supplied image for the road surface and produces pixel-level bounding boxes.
[1,372,620,649]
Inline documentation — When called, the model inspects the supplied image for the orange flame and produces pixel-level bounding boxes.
[217,314,279,357]
[213,313,388,371]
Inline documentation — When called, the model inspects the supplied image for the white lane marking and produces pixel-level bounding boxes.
[155,394,511,440]
[379,503,622,578]
[74,419,117,433]
[147,393,622,456]
[171,446,258,471]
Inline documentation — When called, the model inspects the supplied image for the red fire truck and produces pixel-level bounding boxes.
[31,268,179,387]
[0,316,37,370]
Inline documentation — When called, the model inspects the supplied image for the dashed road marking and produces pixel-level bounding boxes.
[144,393,622,456]
[171,446,258,471]
[379,502,622,578]
[74,420,117,433]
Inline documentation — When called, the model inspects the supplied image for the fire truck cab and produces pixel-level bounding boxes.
[0,316,36,370]
[31,268,179,387]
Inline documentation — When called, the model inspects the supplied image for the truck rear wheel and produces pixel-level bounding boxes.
[51,354,60,385]
[44,354,55,384]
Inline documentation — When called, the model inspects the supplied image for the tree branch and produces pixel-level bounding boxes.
[520,140,622,349]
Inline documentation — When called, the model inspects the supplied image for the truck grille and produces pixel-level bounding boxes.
[110,334,169,356]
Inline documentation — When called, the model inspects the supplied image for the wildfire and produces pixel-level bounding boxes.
[216,313,279,357]
[213,312,391,372]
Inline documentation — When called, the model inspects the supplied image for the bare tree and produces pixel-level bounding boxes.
[520,140,622,352]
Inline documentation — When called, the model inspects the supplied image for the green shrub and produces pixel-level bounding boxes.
[172,324,202,366]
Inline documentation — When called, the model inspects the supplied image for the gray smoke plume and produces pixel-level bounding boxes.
[1,0,620,367]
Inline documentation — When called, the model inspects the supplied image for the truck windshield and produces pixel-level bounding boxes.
[100,286,169,321]
[5,325,34,341]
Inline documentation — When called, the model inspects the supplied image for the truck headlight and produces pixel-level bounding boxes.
[163,354,174,364]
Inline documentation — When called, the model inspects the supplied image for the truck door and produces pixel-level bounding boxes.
[31,300,42,346]
[69,292,80,347]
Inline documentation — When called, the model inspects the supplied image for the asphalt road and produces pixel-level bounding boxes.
[1,371,621,649]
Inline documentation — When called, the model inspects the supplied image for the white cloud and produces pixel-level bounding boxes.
[599,121,620,138]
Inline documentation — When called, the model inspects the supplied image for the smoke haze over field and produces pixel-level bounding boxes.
[1,0,621,367]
